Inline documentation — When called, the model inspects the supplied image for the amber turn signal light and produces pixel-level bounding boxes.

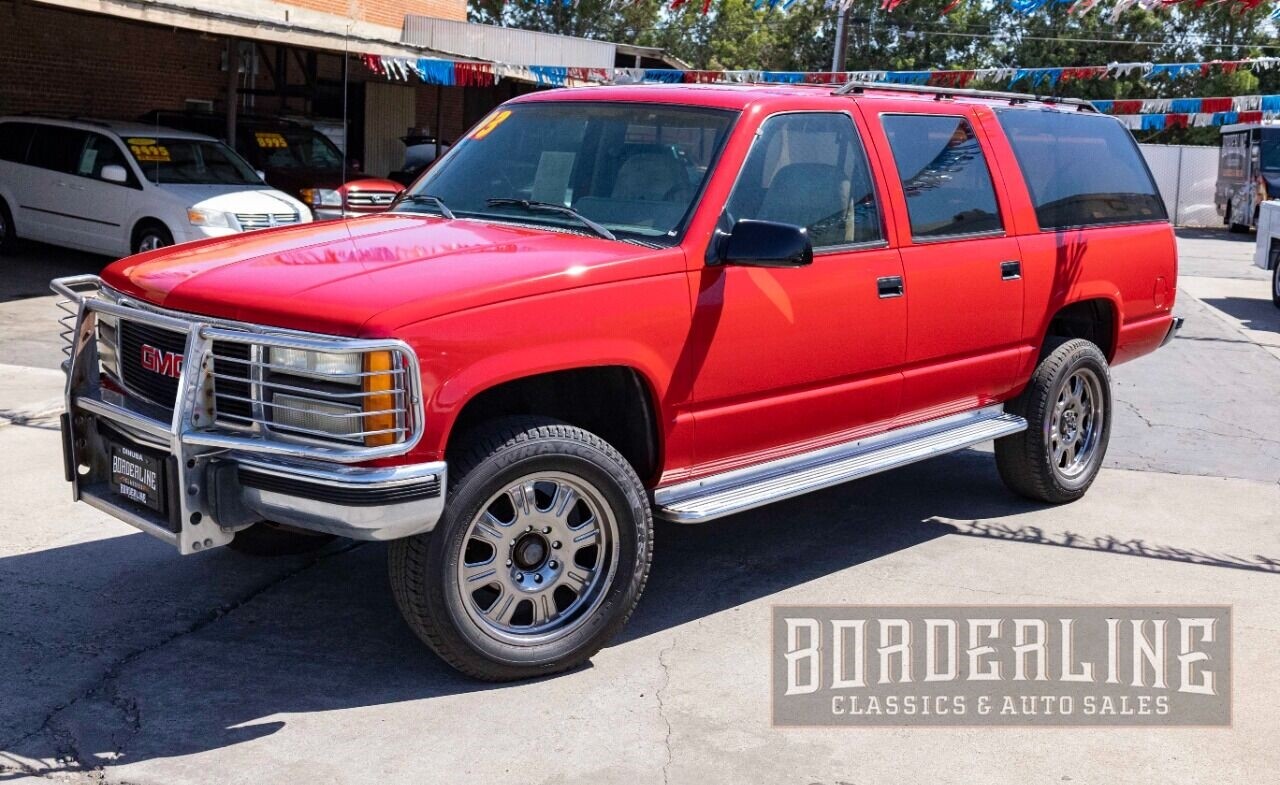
[363,351,397,447]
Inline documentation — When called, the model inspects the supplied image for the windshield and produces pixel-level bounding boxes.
[249,128,345,173]
[126,137,262,185]
[397,102,736,241]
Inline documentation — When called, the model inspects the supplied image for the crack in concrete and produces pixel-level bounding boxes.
[654,640,677,785]
[0,541,363,781]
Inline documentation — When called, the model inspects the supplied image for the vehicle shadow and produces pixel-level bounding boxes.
[1175,227,1254,243]
[0,239,114,304]
[0,449,1274,778]
[1199,295,1280,335]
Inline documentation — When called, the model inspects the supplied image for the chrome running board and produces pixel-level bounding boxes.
[653,405,1027,523]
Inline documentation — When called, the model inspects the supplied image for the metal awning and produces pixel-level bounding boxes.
[30,0,452,60]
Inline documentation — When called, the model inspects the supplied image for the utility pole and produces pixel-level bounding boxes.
[831,5,851,73]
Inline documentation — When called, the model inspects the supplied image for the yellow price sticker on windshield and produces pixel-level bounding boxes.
[130,143,170,162]
[255,131,288,149]
[471,110,511,140]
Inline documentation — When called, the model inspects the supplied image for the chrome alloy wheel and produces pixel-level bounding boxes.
[455,472,619,646]
[1048,367,1104,479]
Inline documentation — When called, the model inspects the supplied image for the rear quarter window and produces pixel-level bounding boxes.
[0,122,35,163]
[995,109,1167,231]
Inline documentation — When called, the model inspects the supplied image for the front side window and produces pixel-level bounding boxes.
[882,114,1003,240]
[995,109,1166,230]
[401,102,736,243]
[124,137,263,185]
[723,112,882,249]
[77,133,130,182]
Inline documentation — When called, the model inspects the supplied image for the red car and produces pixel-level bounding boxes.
[54,82,1178,681]
[301,177,405,221]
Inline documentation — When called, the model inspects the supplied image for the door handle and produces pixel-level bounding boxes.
[1000,260,1022,280]
[877,275,904,299]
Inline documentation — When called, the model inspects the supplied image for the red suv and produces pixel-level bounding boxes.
[54,82,1178,681]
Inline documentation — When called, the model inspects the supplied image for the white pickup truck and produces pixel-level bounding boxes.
[1255,200,1280,308]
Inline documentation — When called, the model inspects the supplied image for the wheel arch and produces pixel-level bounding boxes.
[1041,296,1120,362]
[441,364,663,485]
[130,216,176,250]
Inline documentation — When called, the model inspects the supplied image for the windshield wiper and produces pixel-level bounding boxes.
[485,198,616,241]
[397,193,455,220]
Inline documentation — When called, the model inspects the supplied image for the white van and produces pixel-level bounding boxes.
[0,117,310,258]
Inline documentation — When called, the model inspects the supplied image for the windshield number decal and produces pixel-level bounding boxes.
[255,132,288,149]
[129,142,170,162]
[471,110,512,141]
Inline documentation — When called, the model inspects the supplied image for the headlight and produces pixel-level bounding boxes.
[270,394,363,441]
[299,188,342,208]
[187,207,233,228]
[269,347,362,381]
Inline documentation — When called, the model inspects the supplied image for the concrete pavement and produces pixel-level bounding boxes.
[0,230,1277,785]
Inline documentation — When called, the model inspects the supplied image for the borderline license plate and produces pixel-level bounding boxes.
[110,442,165,514]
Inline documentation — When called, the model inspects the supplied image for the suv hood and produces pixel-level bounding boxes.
[101,214,684,335]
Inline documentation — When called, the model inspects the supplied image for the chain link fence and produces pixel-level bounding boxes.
[1138,144,1221,228]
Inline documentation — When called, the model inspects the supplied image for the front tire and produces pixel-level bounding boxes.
[996,338,1112,504]
[133,222,172,254]
[1271,260,1280,309]
[389,417,653,681]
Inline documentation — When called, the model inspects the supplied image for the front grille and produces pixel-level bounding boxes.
[211,341,253,424]
[346,191,397,208]
[234,213,300,230]
[118,320,186,409]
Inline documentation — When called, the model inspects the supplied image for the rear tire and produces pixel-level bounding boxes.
[996,338,1112,504]
[389,416,653,682]
[227,522,336,556]
[0,198,15,255]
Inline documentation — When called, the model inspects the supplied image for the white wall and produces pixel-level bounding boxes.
[1138,143,1220,228]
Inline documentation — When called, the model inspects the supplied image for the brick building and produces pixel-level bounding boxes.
[0,0,677,179]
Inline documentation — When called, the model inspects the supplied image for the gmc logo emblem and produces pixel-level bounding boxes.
[140,344,183,379]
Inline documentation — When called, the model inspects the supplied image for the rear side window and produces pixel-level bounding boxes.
[882,115,1003,239]
[995,109,1167,230]
[725,112,883,248]
[28,126,90,174]
[0,122,35,163]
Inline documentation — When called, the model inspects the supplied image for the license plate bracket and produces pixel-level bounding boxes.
[109,440,167,515]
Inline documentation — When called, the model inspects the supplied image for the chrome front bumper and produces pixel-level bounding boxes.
[53,275,446,554]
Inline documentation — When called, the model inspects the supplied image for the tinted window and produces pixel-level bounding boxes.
[0,122,35,163]
[882,115,1003,239]
[724,113,882,248]
[28,126,90,174]
[76,133,130,182]
[996,109,1167,230]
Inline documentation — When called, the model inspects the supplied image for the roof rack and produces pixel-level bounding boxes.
[833,81,1097,112]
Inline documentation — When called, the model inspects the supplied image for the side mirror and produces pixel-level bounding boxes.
[718,219,813,268]
[100,165,128,184]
